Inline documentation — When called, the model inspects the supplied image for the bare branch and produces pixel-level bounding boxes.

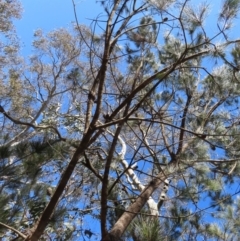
[0,222,26,239]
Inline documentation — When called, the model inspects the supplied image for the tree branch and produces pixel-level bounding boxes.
[0,105,65,141]
[0,222,26,239]
[176,90,192,155]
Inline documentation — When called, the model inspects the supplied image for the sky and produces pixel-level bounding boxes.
[15,0,240,57]
[15,0,102,54]
[12,0,240,239]
[13,1,104,237]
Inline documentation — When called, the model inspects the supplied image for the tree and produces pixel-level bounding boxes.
[1,0,240,240]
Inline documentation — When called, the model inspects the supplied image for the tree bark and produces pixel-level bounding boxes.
[25,131,94,241]
[101,170,169,241]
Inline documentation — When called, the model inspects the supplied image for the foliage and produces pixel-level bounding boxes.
[1,0,240,240]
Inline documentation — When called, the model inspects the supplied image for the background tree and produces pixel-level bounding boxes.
[1,0,240,240]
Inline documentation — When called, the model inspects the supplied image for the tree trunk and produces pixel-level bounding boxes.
[102,170,169,241]
[25,132,94,240]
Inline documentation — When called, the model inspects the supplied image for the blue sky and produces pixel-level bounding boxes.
[13,1,104,237]
[15,0,102,54]
[12,1,240,239]
[15,0,240,56]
